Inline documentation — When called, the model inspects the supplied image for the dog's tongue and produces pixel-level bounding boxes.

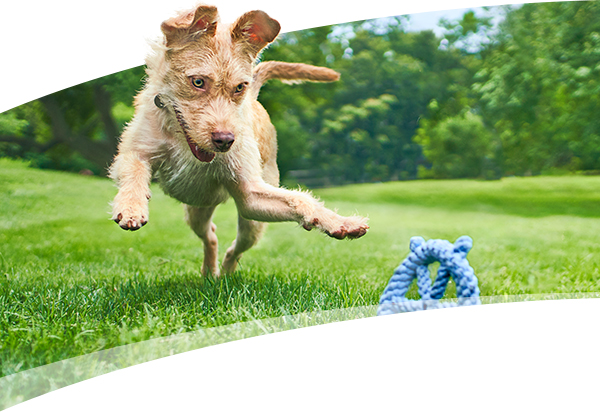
[187,138,215,163]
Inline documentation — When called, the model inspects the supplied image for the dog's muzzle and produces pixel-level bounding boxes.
[154,94,216,163]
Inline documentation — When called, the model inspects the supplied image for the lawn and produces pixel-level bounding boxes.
[1,158,600,378]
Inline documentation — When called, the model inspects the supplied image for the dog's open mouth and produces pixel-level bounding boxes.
[185,136,216,163]
[169,100,216,163]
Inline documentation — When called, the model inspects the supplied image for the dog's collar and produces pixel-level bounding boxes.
[154,94,167,109]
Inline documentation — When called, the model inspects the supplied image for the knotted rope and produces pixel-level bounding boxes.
[377,236,480,315]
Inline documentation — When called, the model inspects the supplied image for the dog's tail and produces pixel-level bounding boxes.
[251,61,339,98]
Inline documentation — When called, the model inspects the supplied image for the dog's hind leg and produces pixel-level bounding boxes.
[222,215,266,274]
[184,205,220,276]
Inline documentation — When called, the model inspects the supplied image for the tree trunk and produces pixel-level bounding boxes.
[39,94,115,175]
[92,83,119,157]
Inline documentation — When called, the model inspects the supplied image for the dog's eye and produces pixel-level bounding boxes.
[191,78,205,89]
[235,83,246,93]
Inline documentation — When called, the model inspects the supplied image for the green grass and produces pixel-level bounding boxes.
[1,158,600,376]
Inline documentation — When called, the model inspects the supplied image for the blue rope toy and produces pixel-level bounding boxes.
[378,236,481,315]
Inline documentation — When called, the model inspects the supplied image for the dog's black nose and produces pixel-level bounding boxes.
[211,132,235,151]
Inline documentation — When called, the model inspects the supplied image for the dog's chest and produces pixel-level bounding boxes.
[154,146,231,208]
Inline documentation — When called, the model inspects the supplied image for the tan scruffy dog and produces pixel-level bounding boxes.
[109,4,369,276]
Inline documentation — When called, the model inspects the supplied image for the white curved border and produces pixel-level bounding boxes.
[2,0,595,410]
[3,294,600,410]
[0,0,539,113]
[7,299,600,411]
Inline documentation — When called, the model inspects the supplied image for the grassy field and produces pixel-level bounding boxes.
[1,158,600,376]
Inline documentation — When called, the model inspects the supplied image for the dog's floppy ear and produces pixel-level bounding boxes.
[231,10,281,57]
[161,5,218,47]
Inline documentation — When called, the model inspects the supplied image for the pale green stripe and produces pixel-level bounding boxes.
[2,293,599,410]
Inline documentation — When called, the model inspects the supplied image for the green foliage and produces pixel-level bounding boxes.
[111,101,136,126]
[261,20,475,183]
[473,1,600,175]
[439,9,495,52]
[102,66,146,104]
[0,112,28,136]
[0,68,145,175]
[317,94,399,183]
[416,111,501,179]
[415,2,600,179]
[258,26,341,176]
[3,4,600,182]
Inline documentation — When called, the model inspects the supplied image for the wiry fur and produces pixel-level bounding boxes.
[109,5,369,276]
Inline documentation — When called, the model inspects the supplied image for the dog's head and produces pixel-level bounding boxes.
[152,5,280,163]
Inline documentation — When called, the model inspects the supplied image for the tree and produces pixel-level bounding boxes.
[415,111,500,179]
[413,9,501,179]
[6,4,598,184]
[258,26,342,177]
[473,2,600,174]
[297,19,477,182]
[0,67,145,175]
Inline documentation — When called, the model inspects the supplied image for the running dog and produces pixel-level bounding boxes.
[109,4,369,276]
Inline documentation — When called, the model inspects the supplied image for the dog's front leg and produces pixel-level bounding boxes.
[109,151,152,231]
[229,181,368,239]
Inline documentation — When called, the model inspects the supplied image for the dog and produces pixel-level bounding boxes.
[108,4,369,276]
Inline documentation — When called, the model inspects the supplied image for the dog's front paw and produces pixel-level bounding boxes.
[112,206,148,231]
[323,216,369,240]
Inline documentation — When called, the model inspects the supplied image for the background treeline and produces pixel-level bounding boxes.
[1,2,599,185]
